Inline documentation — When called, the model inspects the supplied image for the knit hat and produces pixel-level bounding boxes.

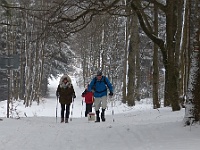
[97,70,102,76]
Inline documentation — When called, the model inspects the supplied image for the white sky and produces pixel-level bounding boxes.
[0,75,200,150]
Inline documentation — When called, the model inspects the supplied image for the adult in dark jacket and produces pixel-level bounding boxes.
[88,70,113,122]
[82,84,94,117]
[56,74,76,123]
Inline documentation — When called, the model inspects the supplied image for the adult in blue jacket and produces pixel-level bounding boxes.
[88,70,113,122]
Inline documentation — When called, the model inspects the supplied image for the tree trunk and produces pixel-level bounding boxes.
[122,22,128,103]
[174,0,184,98]
[122,0,131,103]
[193,39,200,121]
[127,39,135,106]
[152,4,160,109]
[135,37,141,101]
[179,0,190,107]
[127,13,138,106]
[165,0,180,111]
[189,0,200,121]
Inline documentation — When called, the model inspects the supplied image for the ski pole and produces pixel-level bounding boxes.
[111,96,115,122]
[81,98,84,117]
[56,96,58,123]
[70,97,74,121]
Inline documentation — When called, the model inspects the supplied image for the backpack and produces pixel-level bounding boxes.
[92,76,108,91]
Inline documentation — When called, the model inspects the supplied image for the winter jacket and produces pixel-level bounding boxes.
[56,74,76,105]
[82,90,94,104]
[88,76,113,98]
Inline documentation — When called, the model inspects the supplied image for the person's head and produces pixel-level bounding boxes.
[96,70,102,80]
[63,78,68,84]
[86,84,89,90]
[85,84,88,88]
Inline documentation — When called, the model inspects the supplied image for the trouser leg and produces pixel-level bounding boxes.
[94,96,107,122]
[101,108,106,122]
[85,104,90,117]
[95,110,100,122]
[94,98,101,111]
[101,96,107,110]
[85,104,93,117]
[61,104,65,123]
[88,104,93,113]
[65,104,70,123]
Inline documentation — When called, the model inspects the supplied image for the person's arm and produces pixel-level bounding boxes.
[88,78,95,92]
[56,85,60,97]
[82,90,87,97]
[71,84,76,98]
[105,77,113,95]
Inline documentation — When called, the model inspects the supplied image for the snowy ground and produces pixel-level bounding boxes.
[0,76,200,150]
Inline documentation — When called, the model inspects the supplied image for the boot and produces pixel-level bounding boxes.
[101,109,106,122]
[65,118,69,123]
[95,110,100,122]
[61,118,64,123]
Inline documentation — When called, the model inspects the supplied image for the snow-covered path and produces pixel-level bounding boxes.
[1,75,200,150]
[1,108,200,150]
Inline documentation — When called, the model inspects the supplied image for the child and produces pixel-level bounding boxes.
[82,85,94,117]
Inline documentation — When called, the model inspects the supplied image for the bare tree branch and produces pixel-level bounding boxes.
[131,1,165,50]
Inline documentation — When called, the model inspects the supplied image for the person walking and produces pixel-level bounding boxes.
[82,84,94,117]
[88,70,113,122]
[56,74,76,123]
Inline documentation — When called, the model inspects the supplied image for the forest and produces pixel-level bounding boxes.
[0,0,199,123]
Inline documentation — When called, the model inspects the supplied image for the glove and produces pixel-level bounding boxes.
[109,92,113,96]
